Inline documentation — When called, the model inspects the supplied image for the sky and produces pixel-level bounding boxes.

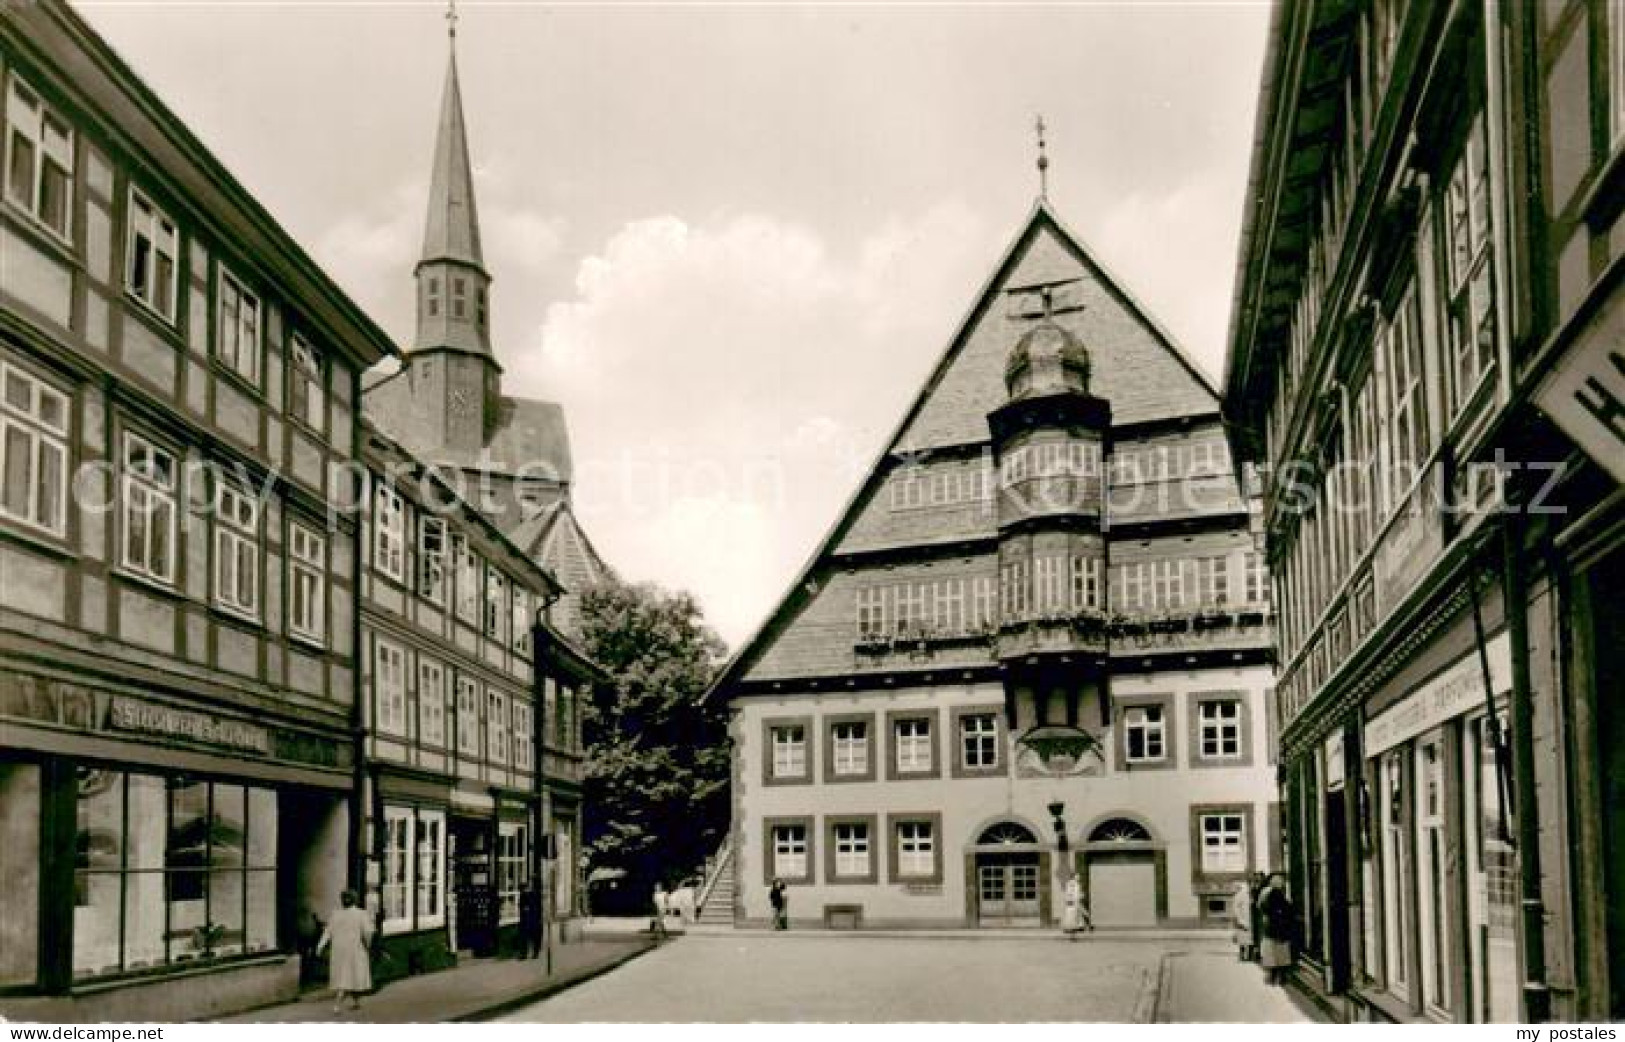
[78,0,1272,650]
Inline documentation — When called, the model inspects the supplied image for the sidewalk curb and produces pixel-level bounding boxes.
[454,937,665,1022]
[1147,951,1180,1023]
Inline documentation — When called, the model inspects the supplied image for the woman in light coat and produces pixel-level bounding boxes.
[1230,878,1254,960]
[316,890,374,1013]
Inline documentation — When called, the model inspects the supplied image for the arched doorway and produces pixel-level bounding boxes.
[970,821,1044,927]
[1082,817,1163,928]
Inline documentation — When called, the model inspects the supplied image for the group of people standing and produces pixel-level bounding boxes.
[1231,871,1297,985]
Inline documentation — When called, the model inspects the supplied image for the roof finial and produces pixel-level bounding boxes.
[1034,113,1049,200]
[446,0,459,41]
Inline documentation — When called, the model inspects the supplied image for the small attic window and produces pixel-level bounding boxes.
[426,276,440,317]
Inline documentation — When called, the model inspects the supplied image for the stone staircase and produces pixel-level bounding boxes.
[695,837,736,926]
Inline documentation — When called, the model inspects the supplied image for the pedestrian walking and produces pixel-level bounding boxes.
[650,883,669,938]
[1247,870,1266,961]
[315,889,374,1014]
[1257,872,1296,985]
[769,878,788,930]
[1229,878,1254,961]
[519,884,543,959]
[1061,874,1089,939]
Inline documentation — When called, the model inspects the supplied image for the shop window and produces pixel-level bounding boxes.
[381,805,445,934]
[5,75,74,240]
[1416,738,1451,1014]
[126,188,178,323]
[216,269,260,386]
[119,431,177,585]
[0,359,69,537]
[73,770,276,978]
[1380,749,1411,999]
[213,483,259,618]
[497,822,528,924]
[287,521,326,644]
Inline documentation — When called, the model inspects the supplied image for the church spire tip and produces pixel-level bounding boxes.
[1034,114,1051,201]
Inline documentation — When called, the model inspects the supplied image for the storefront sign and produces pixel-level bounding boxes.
[1364,633,1510,756]
[1532,298,1625,485]
[1324,733,1345,790]
[108,696,271,754]
[1374,479,1444,617]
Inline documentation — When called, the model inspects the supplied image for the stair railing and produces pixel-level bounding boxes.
[694,833,734,913]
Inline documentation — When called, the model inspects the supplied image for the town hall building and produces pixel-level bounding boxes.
[712,191,1279,930]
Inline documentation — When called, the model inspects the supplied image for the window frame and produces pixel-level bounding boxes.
[287,333,325,434]
[763,816,814,885]
[1191,804,1253,882]
[824,814,879,884]
[212,481,260,620]
[372,481,406,584]
[0,358,70,539]
[886,709,940,780]
[4,74,74,242]
[118,429,178,586]
[951,706,1004,779]
[418,658,447,749]
[286,519,327,645]
[486,689,509,765]
[215,267,262,388]
[762,716,813,786]
[822,713,876,784]
[455,676,481,760]
[1189,693,1251,768]
[373,636,408,738]
[417,515,447,606]
[1117,694,1174,770]
[125,186,179,324]
[886,812,944,884]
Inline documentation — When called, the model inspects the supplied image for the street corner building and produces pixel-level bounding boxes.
[708,197,1280,932]
[0,1,390,1019]
[1223,0,1625,1025]
[0,1,605,1021]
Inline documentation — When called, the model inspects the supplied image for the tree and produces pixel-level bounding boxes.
[575,579,730,913]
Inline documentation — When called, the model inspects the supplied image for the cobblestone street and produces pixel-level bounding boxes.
[499,933,1308,1022]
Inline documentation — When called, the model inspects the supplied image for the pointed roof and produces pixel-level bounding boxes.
[707,198,1221,698]
[419,43,485,274]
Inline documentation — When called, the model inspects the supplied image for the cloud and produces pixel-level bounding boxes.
[508,203,997,645]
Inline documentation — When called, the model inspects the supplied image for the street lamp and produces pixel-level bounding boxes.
[1048,800,1069,854]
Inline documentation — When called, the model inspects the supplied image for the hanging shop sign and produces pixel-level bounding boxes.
[1364,632,1510,756]
[1532,296,1625,485]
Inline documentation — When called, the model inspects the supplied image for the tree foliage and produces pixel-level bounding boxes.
[576,579,730,910]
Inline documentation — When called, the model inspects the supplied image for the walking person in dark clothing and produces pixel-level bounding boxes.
[519,884,543,959]
[769,879,788,930]
[1257,872,1296,985]
[1246,870,1267,963]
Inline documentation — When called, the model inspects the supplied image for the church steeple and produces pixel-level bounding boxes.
[413,11,493,361]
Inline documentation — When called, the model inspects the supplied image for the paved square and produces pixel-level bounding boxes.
[502,933,1175,1022]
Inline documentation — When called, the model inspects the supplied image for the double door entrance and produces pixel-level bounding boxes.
[976,853,1041,926]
